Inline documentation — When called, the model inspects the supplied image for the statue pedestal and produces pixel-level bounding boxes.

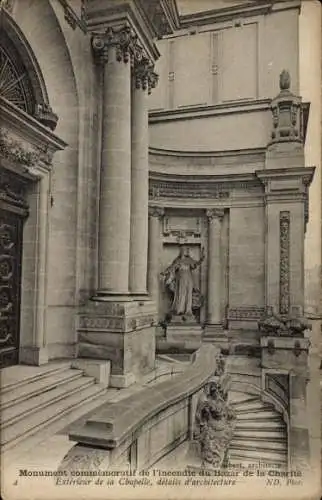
[166,322,203,343]
[76,298,157,388]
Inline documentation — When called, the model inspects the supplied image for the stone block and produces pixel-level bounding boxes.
[19,346,48,366]
[76,299,157,383]
[261,336,310,374]
[71,358,111,386]
[109,372,135,389]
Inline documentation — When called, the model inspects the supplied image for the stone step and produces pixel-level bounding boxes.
[2,388,114,465]
[233,429,286,440]
[1,383,106,451]
[236,410,280,420]
[228,393,259,405]
[230,439,287,451]
[232,401,273,413]
[1,376,95,428]
[235,420,284,430]
[229,448,287,462]
[1,369,84,410]
[0,361,72,394]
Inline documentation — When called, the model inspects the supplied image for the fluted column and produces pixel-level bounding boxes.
[207,209,224,325]
[148,207,164,306]
[92,29,133,295]
[129,61,158,294]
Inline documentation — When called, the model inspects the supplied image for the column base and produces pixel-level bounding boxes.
[203,325,228,349]
[77,299,157,383]
[19,346,48,366]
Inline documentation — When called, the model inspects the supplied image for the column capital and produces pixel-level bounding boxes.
[133,59,159,95]
[206,208,225,221]
[148,206,164,218]
[91,25,156,70]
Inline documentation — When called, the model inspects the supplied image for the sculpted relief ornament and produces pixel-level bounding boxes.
[161,246,205,320]
[192,356,236,469]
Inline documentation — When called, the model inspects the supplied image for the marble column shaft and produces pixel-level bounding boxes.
[98,45,131,294]
[129,79,149,294]
[207,209,224,325]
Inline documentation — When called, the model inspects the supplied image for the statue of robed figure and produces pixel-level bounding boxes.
[161,246,205,319]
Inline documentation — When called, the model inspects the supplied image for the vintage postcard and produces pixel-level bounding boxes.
[0,0,321,499]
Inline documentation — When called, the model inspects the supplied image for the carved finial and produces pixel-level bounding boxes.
[279,69,291,91]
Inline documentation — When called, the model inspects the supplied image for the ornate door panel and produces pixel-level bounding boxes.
[0,209,23,368]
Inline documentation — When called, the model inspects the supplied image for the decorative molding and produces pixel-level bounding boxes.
[57,0,87,33]
[149,180,230,200]
[0,128,40,167]
[0,97,67,160]
[179,2,274,28]
[227,306,265,321]
[279,211,290,315]
[149,98,271,123]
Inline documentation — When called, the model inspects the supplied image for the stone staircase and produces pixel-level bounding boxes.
[227,392,288,468]
[0,361,107,456]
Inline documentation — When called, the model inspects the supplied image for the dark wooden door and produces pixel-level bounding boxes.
[0,209,23,368]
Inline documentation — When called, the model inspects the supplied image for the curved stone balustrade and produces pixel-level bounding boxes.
[60,344,220,471]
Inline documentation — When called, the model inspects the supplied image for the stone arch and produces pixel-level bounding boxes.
[0,9,59,129]
[2,0,81,361]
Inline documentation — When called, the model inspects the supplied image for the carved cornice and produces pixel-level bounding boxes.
[149,99,271,123]
[228,306,265,321]
[0,97,66,163]
[149,173,262,201]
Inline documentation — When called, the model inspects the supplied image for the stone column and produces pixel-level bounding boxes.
[92,30,132,295]
[129,61,157,295]
[206,209,224,326]
[148,206,164,306]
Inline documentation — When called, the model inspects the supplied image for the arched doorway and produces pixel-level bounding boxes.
[0,11,64,368]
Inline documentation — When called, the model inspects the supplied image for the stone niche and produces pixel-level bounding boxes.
[159,211,208,325]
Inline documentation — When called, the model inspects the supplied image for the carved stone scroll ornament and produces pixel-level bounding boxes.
[193,374,236,469]
[258,306,311,338]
